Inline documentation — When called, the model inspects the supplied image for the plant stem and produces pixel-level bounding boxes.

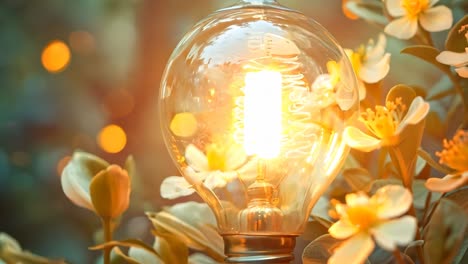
[423,193,445,227]
[409,204,425,264]
[420,191,432,226]
[102,218,113,264]
[393,249,406,264]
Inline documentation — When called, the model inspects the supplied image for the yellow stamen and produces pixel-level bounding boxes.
[436,130,468,172]
[346,205,378,229]
[326,60,341,85]
[359,97,407,140]
[401,0,429,20]
[206,143,228,171]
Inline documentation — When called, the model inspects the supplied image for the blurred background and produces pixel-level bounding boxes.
[0,0,459,263]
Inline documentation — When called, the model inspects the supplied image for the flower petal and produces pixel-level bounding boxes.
[384,17,418,40]
[225,144,247,171]
[61,163,95,211]
[346,192,370,207]
[419,5,453,32]
[329,220,359,239]
[386,0,406,17]
[360,53,391,83]
[185,144,208,172]
[371,216,417,251]
[160,176,195,199]
[455,66,468,78]
[204,172,228,189]
[358,80,366,101]
[365,34,386,62]
[373,185,412,219]
[343,126,382,152]
[436,50,468,66]
[425,173,468,193]
[396,96,429,134]
[182,167,203,185]
[436,51,468,66]
[328,233,375,264]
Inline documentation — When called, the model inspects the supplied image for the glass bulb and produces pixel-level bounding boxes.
[159,1,359,263]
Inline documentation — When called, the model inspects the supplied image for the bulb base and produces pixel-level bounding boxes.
[223,234,296,263]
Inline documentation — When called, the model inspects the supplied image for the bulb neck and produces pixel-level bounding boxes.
[223,234,296,263]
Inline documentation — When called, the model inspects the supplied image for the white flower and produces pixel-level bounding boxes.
[328,185,417,264]
[160,143,256,199]
[345,34,391,100]
[344,96,429,152]
[384,0,453,39]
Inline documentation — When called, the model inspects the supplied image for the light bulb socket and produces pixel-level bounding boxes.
[223,234,296,263]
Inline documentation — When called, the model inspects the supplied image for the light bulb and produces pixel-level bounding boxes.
[159,0,359,263]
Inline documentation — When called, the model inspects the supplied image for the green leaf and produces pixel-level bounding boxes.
[89,239,161,260]
[343,167,373,191]
[401,46,452,76]
[302,234,341,264]
[445,15,468,52]
[453,237,468,264]
[301,221,330,241]
[113,247,141,264]
[445,187,468,212]
[417,148,453,175]
[423,199,468,264]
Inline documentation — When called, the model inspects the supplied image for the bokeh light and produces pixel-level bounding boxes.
[97,124,127,153]
[41,40,71,73]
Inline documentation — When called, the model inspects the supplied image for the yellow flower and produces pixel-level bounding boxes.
[345,34,391,100]
[160,142,256,199]
[343,96,429,152]
[328,185,416,264]
[384,0,453,39]
[426,130,468,192]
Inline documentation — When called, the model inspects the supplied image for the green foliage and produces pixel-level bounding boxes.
[423,199,468,264]
[445,15,468,52]
[401,46,452,76]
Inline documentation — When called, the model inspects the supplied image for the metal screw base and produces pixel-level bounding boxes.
[223,234,296,263]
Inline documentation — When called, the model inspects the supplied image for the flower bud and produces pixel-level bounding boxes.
[90,165,131,219]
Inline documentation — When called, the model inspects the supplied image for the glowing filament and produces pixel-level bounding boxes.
[243,71,282,158]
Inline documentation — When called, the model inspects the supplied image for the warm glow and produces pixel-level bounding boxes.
[41,40,71,73]
[98,124,127,153]
[243,70,282,158]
